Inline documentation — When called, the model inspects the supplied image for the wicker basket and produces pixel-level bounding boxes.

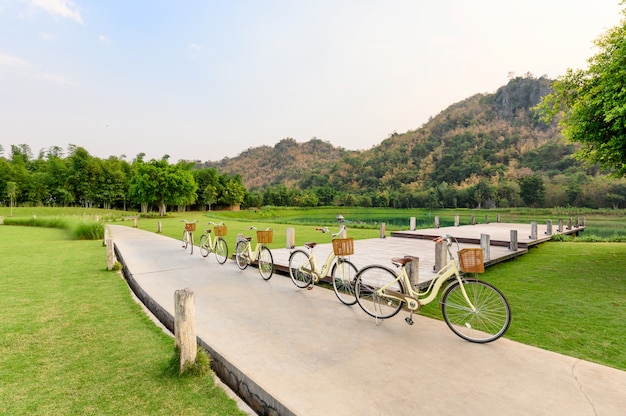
[214,225,227,236]
[185,223,196,232]
[256,230,273,244]
[332,238,354,256]
[459,248,484,273]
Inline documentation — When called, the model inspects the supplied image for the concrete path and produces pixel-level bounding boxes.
[107,224,626,416]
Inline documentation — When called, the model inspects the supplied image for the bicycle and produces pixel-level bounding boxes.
[288,226,359,305]
[180,219,197,255]
[354,234,511,343]
[235,227,274,280]
[199,222,229,264]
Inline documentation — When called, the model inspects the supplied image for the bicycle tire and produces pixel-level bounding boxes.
[235,240,249,270]
[182,230,188,250]
[199,234,210,257]
[288,249,313,288]
[441,279,511,343]
[214,237,228,264]
[355,265,404,320]
[258,246,274,280]
[331,258,358,305]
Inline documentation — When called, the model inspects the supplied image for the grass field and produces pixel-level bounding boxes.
[0,225,246,415]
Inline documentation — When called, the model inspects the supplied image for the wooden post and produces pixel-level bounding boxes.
[509,230,518,251]
[530,221,537,239]
[410,217,416,231]
[406,256,419,289]
[434,240,447,272]
[480,234,490,261]
[557,219,563,233]
[575,217,579,228]
[174,288,197,374]
[434,216,440,229]
[471,215,476,225]
[454,215,459,227]
[286,228,295,249]
[545,220,553,236]
[157,221,162,233]
[485,214,489,224]
[581,216,586,226]
[567,218,572,230]
[379,223,386,238]
[496,214,501,223]
[106,239,115,270]
[133,217,138,228]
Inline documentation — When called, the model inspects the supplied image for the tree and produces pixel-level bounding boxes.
[518,175,545,207]
[536,5,626,176]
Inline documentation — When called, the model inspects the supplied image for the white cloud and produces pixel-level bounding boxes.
[31,0,83,24]
[0,54,29,68]
[0,53,72,85]
[40,32,57,41]
[99,34,110,44]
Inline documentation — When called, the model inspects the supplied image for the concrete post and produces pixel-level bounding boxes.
[530,221,537,239]
[546,220,553,236]
[471,215,476,225]
[410,217,416,231]
[454,215,460,227]
[157,221,162,233]
[406,256,419,289]
[106,238,115,270]
[133,217,138,227]
[480,234,491,261]
[434,240,447,272]
[286,228,295,249]
[434,216,440,229]
[509,230,518,251]
[379,223,386,238]
[558,219,563,233]
[496,214,501,223]
[174,288,197,374]
[485,214,489,224]
[567,218,572,230]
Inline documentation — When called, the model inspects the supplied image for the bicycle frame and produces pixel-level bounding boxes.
[375,255,476,312]
[301,249,340,284]
[241,240,264,262]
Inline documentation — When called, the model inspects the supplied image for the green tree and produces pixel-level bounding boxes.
[518,175,546,207]
[536,5,626,176]
[220,175,246,208]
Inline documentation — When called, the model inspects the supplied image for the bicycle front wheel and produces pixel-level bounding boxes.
[331,258,358,305]
[441,279,511,343]
[199,234,210,257]
[355,265,404,320]
[288,250,313,288]
[214,237,228,264]
[235,240,249,270]
[182,230,189,250]
[258,246,274,280]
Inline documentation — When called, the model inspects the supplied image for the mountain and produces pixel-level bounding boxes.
[204,76,575,193]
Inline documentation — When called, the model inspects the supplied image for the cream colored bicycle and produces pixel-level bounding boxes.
[235,227,274,280]
[287,225,358,305]
[354,235,511,343]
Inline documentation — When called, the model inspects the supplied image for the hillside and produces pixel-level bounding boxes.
[206,76,570,188]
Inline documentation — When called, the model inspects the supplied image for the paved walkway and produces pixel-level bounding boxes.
[107,224,626,416]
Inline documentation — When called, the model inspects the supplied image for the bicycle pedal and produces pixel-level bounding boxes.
[405,317,414,325]
[307,285,313,291]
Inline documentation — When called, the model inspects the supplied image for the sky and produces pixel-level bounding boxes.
[0,0,624,163]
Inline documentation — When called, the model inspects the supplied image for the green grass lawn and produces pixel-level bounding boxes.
[0,225,246,415]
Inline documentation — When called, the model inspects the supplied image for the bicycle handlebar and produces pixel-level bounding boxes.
[180,219,198,223]
[316,225,346,237]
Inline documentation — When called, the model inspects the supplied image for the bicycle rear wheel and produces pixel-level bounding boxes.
[288,250,313,288]
[441,279,511,343]
[214,237,228,264]
[331,258,358,305]
[199,234,210,257]
[258,246,274,280]
[355,265,404,319]
[235,240,249,270]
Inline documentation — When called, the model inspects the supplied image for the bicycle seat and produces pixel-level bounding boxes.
[204,229,212,234]
[245,236,253,242]
[304,242,317,249]
[391,257,413,266]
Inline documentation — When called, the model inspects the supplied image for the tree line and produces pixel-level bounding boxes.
[0,144,245,215]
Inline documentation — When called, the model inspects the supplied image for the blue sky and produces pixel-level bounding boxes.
[0,0,623,163]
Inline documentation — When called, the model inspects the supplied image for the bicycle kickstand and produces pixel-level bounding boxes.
[405,311,414,326]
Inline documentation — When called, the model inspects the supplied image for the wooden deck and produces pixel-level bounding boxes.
[269,221,585,285]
